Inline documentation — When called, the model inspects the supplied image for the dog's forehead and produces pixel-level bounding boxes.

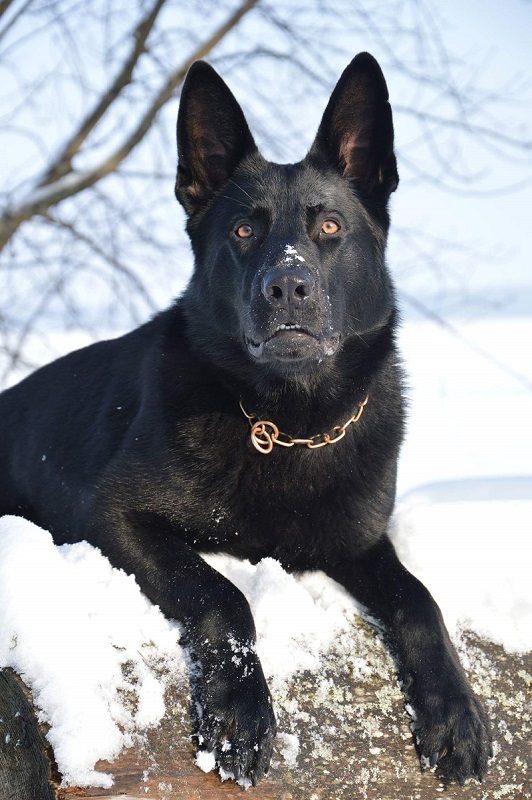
[230,160,359,216]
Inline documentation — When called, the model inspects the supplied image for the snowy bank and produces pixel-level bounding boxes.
[0,517,356,787]
[0,517,184,788]
[392,478,532,653]
[0,499,530,787]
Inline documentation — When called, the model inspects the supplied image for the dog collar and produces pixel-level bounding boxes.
[239,395,368,455]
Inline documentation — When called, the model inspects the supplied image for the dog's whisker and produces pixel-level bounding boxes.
[228,178,254,202]
[219,194,248,208]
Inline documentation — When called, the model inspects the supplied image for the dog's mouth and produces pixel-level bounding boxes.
[245,323,339,362]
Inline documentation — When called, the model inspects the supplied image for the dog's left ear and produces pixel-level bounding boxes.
[175,62,257,216]
[309,53,398,201]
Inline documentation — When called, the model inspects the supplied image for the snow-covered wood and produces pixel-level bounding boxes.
[25,624,529,800]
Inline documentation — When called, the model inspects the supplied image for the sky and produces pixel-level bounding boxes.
[0,0,531,358]
[388,0,531,308]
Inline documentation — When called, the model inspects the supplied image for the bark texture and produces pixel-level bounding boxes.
[0,668,55,800]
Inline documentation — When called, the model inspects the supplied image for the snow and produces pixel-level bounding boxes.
[278,732,300,767]
[201,554,352,694]
[283,243,306,263]
[0,516,184,788]
[391,313,532,653]
[195,749,216,773]
[0,523,355,786]
[397,316,532,496]
[391,487,532,652]
[1,502,530,786]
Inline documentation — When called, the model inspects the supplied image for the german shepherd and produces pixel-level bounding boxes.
[0,53,491,786]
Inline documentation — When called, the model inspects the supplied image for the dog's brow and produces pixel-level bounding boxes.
[250,204,270,217]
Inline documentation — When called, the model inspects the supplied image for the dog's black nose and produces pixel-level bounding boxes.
[261,267,314,307]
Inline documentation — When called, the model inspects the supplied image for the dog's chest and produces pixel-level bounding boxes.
[169,421,355,564]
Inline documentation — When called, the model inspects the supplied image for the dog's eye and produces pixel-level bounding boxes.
[235,224,254,239]
[321,219,340,235]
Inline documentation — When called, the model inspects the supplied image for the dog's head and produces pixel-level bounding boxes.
[176,54,398,387]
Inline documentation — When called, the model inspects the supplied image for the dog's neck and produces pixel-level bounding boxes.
[176,297,397,433]
[222,329,396,436]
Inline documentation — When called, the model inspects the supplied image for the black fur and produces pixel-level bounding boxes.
[0,54,491,786]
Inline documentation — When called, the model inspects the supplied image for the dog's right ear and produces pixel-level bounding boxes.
[175,62,257,216]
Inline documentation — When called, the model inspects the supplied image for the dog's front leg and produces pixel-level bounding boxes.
[326,534,492,784]
[92,512,276,785]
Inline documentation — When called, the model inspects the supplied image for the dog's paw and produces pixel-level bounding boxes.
[412,689,492,784]
[194,663,276,786]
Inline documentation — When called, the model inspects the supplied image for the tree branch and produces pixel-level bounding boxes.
[0,0,16,19]
[38,0,168,186]
[0,0,259,254]
[0,0,34,43]
[395,105,532,153]
[44,211,158,311]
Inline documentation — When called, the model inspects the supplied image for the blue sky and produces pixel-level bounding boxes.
[389,0,531,307]
[1,0,530,332]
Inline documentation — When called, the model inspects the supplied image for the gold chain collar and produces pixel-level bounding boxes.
[239,394,369,455]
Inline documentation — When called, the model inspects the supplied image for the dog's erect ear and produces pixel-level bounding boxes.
[309,53,398,201]
[175,62,257,215]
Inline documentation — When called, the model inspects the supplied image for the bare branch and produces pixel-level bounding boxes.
[0,0,16,19]
[44,211,158,312]
[1,0,530,385]
[39,0,168,186]
[395,105,532,153]
[0,0,34,43]
[0,0,259,253]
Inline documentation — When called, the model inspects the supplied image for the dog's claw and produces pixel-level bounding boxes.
[412,687,492,785]
[192,659,276,787]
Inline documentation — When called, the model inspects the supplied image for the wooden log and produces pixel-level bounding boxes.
[57,621,531,800]
[0,668,56,800]
[4,618,531,800]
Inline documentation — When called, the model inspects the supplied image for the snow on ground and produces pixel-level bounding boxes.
[392,484,532,652]
[397,316,532,496]
[392,314,532,654]
[0,516,185,788]
[0,312,531,786]
[200,554,353,694]
[0,505,530,786]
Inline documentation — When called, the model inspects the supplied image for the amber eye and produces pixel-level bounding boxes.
[321,219,340,235]
[235,223,253,239]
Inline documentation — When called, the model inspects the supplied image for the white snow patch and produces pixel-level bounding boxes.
[397,317,532,496]
[391,484,532,652]
[195,749,216,773]
[283,244,305,262]
[279,731,300,767]
[201,554,352,692]
[1,471,530,788]
[219,765,252,790]
[0,516,184,788]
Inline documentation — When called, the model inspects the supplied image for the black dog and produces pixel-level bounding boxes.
[0,53,491,786]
